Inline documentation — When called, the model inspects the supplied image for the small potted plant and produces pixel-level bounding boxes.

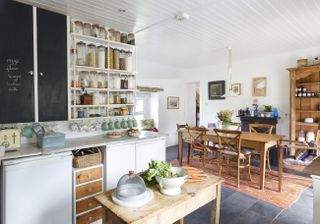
[217,110,238,130]
[264,105,273,117]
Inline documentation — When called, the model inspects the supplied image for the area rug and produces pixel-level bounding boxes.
[171,158,312,208]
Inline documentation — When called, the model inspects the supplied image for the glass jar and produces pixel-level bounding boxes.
[92,24,100,37]
[113,49,120,70]
[121,76,128,89]
[120,33,128,43]
[70,48,77,66]
[109,93,114,104]
[72,73,80,87]
[97,46,105,68]
[99,26,107,39]
[98,72,105,88]
[80,71,90,88]
[128,33,135,45]
[114,74,121,89]
[87,44,97,67]
[114,94,121,104]
[109,48,114,69]
[108,28,115,41]
[121,107,129,116]
[114,31,121,42]
[89,71,98,88]
[73,21,83,34]
[83,23,92,36]
[119,50,126,70]
[120,94,127,104]
[92,92,99,105]
[125,51,132,72]
[76,42,86,66]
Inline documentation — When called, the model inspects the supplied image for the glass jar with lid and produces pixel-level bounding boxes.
[99,26,107,39]
[119,50,126,70]
[108,28,115,41]
[120,33,128,43]
[76,42,86,66]
[109,48,114,69]
[97,72,105,88]
[125,51,133,72]
[121,76,128,89]
[80,71,90,88]
[87,44,97,67]
[97,46,105,68]
[73,21,83,34]
[83,23,92,36]
[114,94,121,104]
[128,33,135,45]
[113,49,120,70]
[89,71,98,88]
[114,30,121,42]
[92,24,100,37]
[109,93,114,104]
[114,74,121,89]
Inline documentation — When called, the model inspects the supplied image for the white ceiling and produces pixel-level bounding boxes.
[17,0,320,68]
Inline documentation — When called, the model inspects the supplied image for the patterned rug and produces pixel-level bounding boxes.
[171,158,312,208]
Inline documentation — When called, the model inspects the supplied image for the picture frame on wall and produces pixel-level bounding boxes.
[167,96,179,109]
[208,80,225,100]
[252,77,267,96]
[231,83,241,96]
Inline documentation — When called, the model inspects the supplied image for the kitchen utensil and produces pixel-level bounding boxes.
[156,167,188,196]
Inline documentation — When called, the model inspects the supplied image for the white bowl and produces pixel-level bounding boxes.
[304,118,314,123]
[156,167,188,196]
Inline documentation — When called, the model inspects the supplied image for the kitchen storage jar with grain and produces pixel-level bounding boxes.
[121,33,128,43]
[125,52,132,71]
[87,44,97,67]
[83,23,92,36]
[97,46,105,68]
[108,47,114,69]
[120,107,129,116]
[98,72,105,88]
[108,28,115,41]
[128,33,135,45]
[89,71,98,88]
[92,24,100,37]
[76,42,86,66]
[119,50,126,70]
[114,94,121,104]
[121,76,128,89]
[114,31,121,42]
[73,21,83,34]
[99,26,107,39]
[113,49,120,70]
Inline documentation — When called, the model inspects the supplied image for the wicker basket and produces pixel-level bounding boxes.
[73,148,102,168]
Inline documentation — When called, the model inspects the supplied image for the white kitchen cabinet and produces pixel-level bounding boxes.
[105,143,136,190]
[135,139,166,173]
[1,152,73,224]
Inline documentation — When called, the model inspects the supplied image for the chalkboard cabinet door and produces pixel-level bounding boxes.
[0,1,34,124]
[37,9,68,122]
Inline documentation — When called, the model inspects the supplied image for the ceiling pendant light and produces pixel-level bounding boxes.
[222,46,237,97]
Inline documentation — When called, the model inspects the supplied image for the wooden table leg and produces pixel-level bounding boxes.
[259,144,267,190]
[179,218,184,224]
[104,209,112,224]
[211,184,221,224]
[278,140,283,192]
[178,131,184,166]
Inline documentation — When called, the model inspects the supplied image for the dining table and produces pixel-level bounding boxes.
[178,129,284,191]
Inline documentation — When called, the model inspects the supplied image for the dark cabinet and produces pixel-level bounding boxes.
[0,1,34,123]
[37,9,68,122]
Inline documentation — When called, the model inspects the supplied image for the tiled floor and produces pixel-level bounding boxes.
[166,146,313,224]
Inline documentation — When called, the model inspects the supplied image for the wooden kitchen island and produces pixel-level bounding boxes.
[95,174,223,224]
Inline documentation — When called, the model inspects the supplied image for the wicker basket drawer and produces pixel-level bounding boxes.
[76,197,100,214]
[76,167,102,185]
[76,208,103,224]
[76,181,102,200]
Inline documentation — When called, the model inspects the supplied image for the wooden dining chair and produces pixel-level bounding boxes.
[177,124,191,162]
[215,129,252,188]
[249,123,275,171]
[186,127,219,168]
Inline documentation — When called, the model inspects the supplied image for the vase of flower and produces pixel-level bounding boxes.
[217,110,237,130]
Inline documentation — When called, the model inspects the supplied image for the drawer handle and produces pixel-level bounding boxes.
[88,187,93,192]
[88,202,93,207]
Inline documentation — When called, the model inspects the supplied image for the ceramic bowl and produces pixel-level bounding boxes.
[304,118,314,123]
[156,167,188,196]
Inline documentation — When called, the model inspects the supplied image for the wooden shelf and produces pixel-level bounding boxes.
[296,122,319,127]
[296,82,320,86]
[296,96,320,99]
[70,87,137,92]
[70,115,134,121]
[71,65,135,75]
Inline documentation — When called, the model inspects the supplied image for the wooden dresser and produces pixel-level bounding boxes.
[74,164,104,224]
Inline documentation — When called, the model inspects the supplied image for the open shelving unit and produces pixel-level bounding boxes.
[288,65,320,154]
[69,20,137,121]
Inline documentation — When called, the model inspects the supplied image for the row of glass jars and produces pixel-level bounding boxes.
[72,106,134,119]
[73,21,135,45]
[75,42,133,71]
[72,92,134,105]
[102,118,138,130]
[71,72,136,89]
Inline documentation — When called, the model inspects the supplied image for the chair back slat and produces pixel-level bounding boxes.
[249,123,274,135]
[187,127,208,148]
[214,129,242,154]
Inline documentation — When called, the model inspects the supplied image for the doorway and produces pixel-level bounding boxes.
[184,82,200,127]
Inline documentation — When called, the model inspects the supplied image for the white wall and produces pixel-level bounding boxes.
[180,46,320,138]
[136,78,184,147]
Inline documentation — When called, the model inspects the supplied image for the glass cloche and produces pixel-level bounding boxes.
[115,171,147,201]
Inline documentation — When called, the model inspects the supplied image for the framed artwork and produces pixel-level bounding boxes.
[167,96,179,109]
[231,83,241,96]
[208,80,225,100]
[252,77,267,96]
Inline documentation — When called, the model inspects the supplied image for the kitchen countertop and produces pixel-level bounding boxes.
[0,131,167,161]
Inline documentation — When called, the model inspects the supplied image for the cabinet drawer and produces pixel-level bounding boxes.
[76,197,100,214]
[76,167,102,185]
[76,208,103,224]
[76,181,102,200]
